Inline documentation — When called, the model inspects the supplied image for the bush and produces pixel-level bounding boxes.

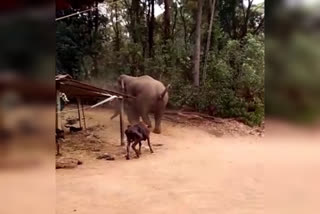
[168,34,265,126]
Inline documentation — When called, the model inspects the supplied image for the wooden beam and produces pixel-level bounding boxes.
[60,78,135,98]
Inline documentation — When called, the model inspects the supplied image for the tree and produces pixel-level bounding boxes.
[110,0,122,51]
[129,0,140,43]
[192,0,203,86]
[164,0,171,42]
[218,0,264,40]
[203,0,217,83]
[147,0,155,57]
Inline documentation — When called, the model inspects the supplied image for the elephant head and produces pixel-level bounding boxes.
[116,74,132,93]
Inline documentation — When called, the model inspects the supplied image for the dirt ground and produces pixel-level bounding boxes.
[56,107,320,214]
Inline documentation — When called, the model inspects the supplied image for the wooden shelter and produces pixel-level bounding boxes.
[56,74,132,145]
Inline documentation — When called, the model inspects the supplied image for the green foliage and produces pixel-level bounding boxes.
[169,33,265,126]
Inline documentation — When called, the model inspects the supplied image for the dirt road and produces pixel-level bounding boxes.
[57,109,320,214]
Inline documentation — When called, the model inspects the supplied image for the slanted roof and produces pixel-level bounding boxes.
[56,74,133,99]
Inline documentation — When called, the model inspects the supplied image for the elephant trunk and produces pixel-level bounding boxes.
[110,99,121,120]
[159,84,171,100]
[110,110,119,120]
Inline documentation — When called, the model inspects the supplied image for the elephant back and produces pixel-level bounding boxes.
[119,74,168,103]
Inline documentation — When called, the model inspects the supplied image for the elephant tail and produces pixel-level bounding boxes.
[159,84,171,100]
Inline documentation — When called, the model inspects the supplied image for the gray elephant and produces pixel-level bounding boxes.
[110,74,169,134]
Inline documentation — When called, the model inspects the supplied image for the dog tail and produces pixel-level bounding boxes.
[159,84,171,100]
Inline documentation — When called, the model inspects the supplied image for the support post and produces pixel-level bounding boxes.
[76,97,82,128]
[56,90,62,130]
[81,100,87,129]
[120,80,125,146]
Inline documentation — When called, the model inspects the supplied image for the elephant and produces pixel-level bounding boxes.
[110,74,169,134]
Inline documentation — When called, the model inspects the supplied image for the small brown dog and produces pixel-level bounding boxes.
[124,122,153,160]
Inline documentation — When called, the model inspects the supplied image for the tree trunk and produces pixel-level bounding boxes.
[91,2,99,77]
[171,2,178,42]
[94,1,99,34]
[92,55,99,77]
[148,0,155,57]
[179,6,188,50]
[131,0,139,43]
[142,0,147,59]
[164,0,171,42]
[192,0,203,87]
[241,0,253,38]
[114,0,121,51]
[203,0,216,83]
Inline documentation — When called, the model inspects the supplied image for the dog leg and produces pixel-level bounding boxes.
[56,140,62,156]
[126,142,131,160]
[138,141,142,155]
[147,137,154,153]
[132,141,140,158]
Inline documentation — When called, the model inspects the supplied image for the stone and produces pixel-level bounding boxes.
[97,153,115,161]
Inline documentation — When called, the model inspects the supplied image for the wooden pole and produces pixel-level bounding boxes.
[56,90,61,130]
[120,80,125,146]
[81,100,87,129]
[76,97,82,128]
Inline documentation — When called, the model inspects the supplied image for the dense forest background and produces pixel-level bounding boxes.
[56,0,265,126]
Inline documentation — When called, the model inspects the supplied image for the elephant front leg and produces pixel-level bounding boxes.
[153,112,163,134]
